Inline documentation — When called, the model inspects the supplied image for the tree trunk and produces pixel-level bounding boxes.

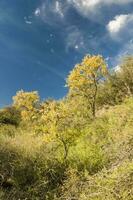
[60,138,68,160]
[91,77,98,118]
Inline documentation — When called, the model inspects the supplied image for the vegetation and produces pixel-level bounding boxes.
[67,55,107,117]
[0,55,133,200]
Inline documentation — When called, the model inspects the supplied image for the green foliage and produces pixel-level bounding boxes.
[119,56,133,95]
[59,161,133,200]
[69,140,107,174]
[0,54,133,199]
[57,98,133,200]
[97,74,126,106]
[0,106,21,126]
[13,90,40,122]
[97,56,133,107]
[0,124,17,137]
[67,55,108,117]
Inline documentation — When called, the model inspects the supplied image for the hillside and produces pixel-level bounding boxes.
[0,55,133,200]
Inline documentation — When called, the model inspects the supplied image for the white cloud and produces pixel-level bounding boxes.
[34,0,133,25]
[68,0,133,8]
[107,15,129,34]
[67,0,133,18]
[107,14,133,40]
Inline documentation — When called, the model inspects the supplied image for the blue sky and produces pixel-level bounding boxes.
[0,0,133,106]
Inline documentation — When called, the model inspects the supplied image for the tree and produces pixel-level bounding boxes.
[39,98,83,160]
[13,90,40,122]
[118,56,133,96]
[67,55,108,117]
[97,73,127,107]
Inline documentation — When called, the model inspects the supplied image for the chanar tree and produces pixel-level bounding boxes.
[67,55,108,117]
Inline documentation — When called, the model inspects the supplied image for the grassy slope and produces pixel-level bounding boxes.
[60,98,133,200]
[0,98,133,199]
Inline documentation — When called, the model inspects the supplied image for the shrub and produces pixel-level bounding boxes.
[0,107,21,127]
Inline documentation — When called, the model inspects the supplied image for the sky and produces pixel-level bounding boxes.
[0,0,133,106]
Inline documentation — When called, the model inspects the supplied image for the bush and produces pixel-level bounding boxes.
[0,107,21,126]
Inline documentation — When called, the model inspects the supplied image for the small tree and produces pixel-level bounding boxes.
[118,56,133,96]
[40,99,82,160]
[13,90,40,122]
[67,55,108,117]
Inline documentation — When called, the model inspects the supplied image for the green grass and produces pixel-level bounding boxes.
[0,98,133,199]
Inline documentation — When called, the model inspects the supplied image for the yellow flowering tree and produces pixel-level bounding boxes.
[13,90,40,122]
[67,55,108,117]
[39,99,82,160]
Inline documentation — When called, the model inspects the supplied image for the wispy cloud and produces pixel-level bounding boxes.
[65,26,85,52]
[118,40,133,58]
[34,0,69,25]
[67,0,133,18]
[55,1,64,18]
[34,0,133,66]
[34,0,133,25]
[24,16,32,24]
[111,40,133,68]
